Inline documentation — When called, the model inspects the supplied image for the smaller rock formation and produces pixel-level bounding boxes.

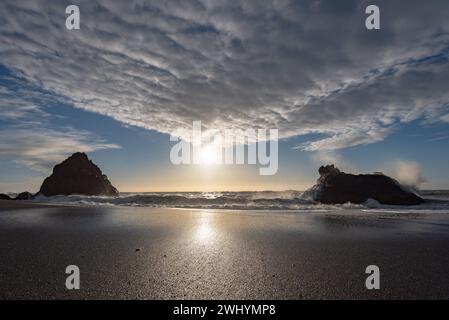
[38,152,119,197]
[14,192,34,200]
[309,164,424,205]
[0,194,12,200]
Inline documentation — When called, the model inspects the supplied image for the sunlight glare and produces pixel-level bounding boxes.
[200,145,218,165]
[195,213,216,243]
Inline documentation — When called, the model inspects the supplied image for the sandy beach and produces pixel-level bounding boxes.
[1,204,449,299]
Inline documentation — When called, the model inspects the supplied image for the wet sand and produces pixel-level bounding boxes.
[0,199,65,209]
[1,206,449,299]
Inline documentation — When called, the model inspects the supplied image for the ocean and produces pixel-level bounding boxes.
[31,190,449,212]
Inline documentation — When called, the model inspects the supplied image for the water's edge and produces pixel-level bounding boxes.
[27,190,449,212]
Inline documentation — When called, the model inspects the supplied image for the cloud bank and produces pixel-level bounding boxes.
[1,0,449,152]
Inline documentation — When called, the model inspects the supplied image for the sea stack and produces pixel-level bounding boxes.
[38,152,119,197]
[308,164,424,205]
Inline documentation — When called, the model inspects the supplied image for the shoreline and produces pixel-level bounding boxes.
[0,199,67,210]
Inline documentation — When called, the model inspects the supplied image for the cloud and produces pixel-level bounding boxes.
[441,114,449,122]
[1,0,449,151]
[0,127,120,172]
[0,66,120,172]
[0,81,60,124]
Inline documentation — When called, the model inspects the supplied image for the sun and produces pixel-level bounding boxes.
[200,145,217,165]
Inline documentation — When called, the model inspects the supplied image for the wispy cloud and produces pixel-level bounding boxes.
[0,127,120,172]
[0,66,120,172]
[441,114,449,123]
[1,0,449,151]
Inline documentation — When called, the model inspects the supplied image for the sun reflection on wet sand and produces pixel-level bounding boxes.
[194,211,216,243]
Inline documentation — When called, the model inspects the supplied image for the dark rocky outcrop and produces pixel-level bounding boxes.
[0,194,12,200]
[309,164,424,205]
[14,192,34,200]
[38,152,119,197]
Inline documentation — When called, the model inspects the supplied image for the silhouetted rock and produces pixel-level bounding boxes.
[38,152,119,197]
[14,192,34,200]
[309,164,424,205]
[0,194,12,200]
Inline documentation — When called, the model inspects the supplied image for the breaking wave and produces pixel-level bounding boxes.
[33,190,449,212]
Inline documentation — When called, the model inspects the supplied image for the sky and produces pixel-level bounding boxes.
[1,0,449,193]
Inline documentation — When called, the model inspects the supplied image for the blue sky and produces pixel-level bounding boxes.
[1,0,449,192]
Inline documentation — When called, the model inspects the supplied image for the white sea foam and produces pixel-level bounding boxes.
[31,190,449,212]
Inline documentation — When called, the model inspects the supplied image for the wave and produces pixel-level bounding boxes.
[33,190,449,212]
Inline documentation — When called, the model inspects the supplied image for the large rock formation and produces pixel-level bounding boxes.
[309,164,424,205]
[38,152,119,197]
